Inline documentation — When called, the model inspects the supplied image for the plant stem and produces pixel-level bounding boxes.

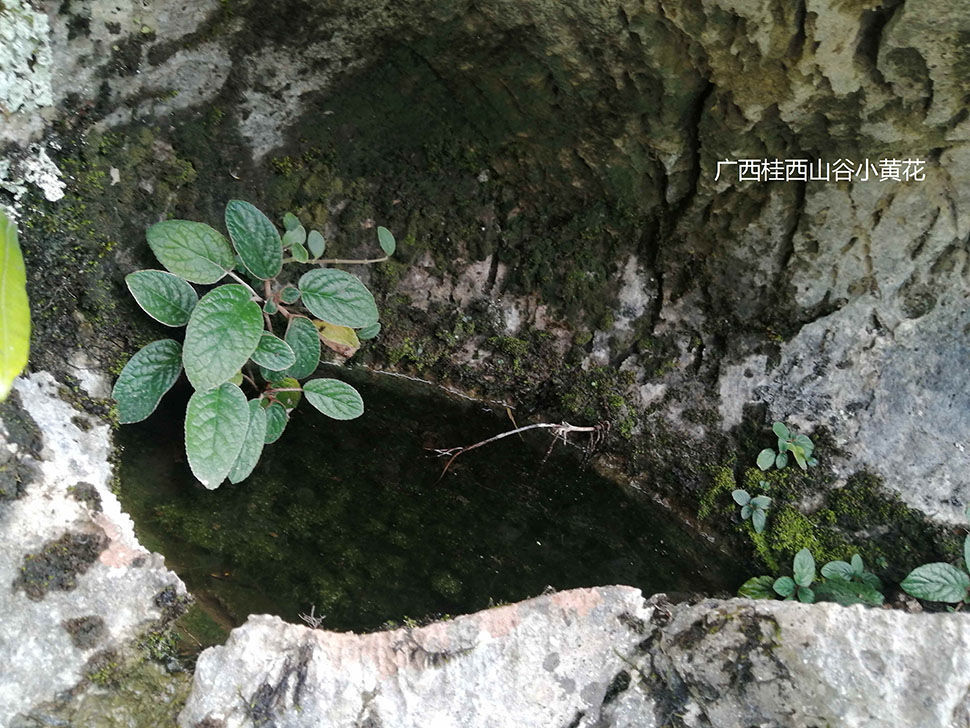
[282,255,390,265]
[226,270,263,301]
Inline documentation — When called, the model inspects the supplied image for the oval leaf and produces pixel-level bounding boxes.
[821,560,854,582]
[964,535,970,574]
[741,504,752,519]
[756,449,775,471]
[797,586,815,604]
[772,421,790,439]
[357,321,381,341]
[314,320,360,358]
[147,220,234,284]
[775,451,789,469]
[225,200,282,280]
[303,378,364,420]
[250,332,296,371]
[263,401,288,444]
[291,242,309,263]
[901,563,970,603]
[227,400,268,484]
[851,553,865,575]
[271,376,302,409]
[283,225,307,248]
[125,269,198,327]
[278,316,321,380]
[750,495,772,508]
[307,230,326,258]
[112,339,182,424]
[282,212,300,231]
[751,508,766,533]
[793,548,815,587]
[773,576,795,597]
[298,269,378,328]
[184,382,249,489]
[0,211,30,401]
[377,226,396,256]
[280,286,301,304]
[183,284,264,391]
[732,489,750,506]
[738,575,775,599]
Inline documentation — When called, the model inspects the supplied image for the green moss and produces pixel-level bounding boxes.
[698,464,736,521]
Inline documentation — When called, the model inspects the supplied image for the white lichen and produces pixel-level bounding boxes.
[0,0,54,114]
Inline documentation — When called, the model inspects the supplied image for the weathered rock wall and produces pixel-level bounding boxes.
[179,587,970,728]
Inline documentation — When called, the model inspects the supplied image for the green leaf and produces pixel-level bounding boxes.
[290,242,309,263]
[146,220,234,284]
[280,286,301,304]
[283,212,300,231]
[806,457,818,467]
[184,382,249,489]
[731,489,750,506]
[741,504,752,520]
[964,535,970,573]
[773,576,795,597]
[307,230,325,258]
[263,299,278,314]
[283,225,307,248]
[791,445,808,470]
[377,226,396,256]
[901,563,970,603]
[821,560,854,582]
[112,339,182,424]
[777,439,789,453]
[814,579,884,607]
[278,316,320,380]
[298,269,379,328]
[0,210,30,401]
[225,200,282,280]
[357,321,381,341]
[793,548,815,587]
[263,401,288,444]
[227,400,268,484]
[750,495,772,508]
[751,508,767,533]
[772,422,790,439]
[775,451,789,469]
[250,332,296,371]
[738,575,775,599]
[270,376,301,409]
[860,571,883,590]
[183,284,264,391]
[756,449,775,470]
[303,378,364,420]
[125,269,198,327]
[230,371,243,386]
[851,554,864,575]
[797,586,815,604]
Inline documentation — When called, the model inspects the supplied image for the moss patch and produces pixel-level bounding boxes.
[15,530,108,600]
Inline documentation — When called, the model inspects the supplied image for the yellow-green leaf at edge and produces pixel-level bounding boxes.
[0,211,30,402]
[313,320,360,358]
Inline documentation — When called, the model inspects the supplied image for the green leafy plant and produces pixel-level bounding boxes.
[901,530,970,605]
[112,201,396,489]
[732,488,771,533]
[739,548,884,607]
[0,209,30,401]
[757,421,818,471]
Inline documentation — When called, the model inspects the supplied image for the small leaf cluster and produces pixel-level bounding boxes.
[732,488,771,533]
[112,200,396,489]
[757,421,818,471]
[740,549,884,607]
[901,529,970,605]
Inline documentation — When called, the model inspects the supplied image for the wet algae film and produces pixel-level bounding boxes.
[118,368,742,633]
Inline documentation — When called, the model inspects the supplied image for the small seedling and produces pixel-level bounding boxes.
[773,548,816,603]
[757,421,818,471]
[732,489,771,533]
[739,548,884,606]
